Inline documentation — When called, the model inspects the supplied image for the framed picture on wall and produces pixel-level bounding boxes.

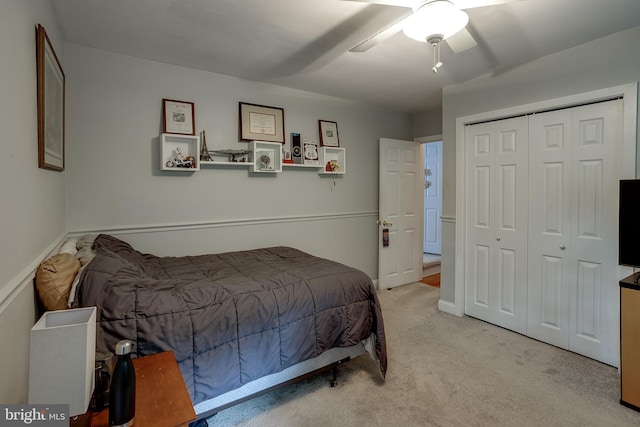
[303,141,319,165]
[319,120,339,147]
[37,24,65,171]
[239,102,285,143]
[163,99,195,135]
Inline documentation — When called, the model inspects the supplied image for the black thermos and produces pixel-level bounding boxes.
[109,340,136,426]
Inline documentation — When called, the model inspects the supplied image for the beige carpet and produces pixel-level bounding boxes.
[209,283,640,426]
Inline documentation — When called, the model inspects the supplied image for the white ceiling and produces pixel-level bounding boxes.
[51,0,640,113]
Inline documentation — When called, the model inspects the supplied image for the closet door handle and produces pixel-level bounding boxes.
[496,236,501,241]
[559,244,566,250]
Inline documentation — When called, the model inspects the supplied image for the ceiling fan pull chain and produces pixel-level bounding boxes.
[431,39,443,73]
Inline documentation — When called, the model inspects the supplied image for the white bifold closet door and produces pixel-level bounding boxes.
[528,100,622,366]
[464,117,529,334]
[465,99,623,366]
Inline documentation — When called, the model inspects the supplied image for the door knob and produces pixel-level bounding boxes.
[560,244,566,250]
[377,220,393,227]
[496,236,501,241]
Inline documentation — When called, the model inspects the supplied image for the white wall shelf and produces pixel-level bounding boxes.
[158,138,345,176]
[250,141,282,173]
[283,163,323,169]
[319,147,346,175]
[161,133,200,171]
[200,160,250,168]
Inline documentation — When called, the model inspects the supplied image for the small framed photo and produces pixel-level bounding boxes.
[163,99,195,135]
[319,120,339,147]
[239,102,285,143]
[303,141,319,165]
[256,149,275,171]
[37,24,65,171]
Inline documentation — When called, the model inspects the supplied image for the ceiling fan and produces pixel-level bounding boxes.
[346,0,519,73]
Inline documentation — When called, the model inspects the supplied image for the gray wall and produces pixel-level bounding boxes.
[0,0,67,405]
[63,43,412,278]
[413,105,442,138]
[438,26,640,305]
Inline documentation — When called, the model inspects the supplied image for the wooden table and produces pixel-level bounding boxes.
[72,351,196,427]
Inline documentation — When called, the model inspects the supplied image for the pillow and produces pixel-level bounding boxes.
[67,264,87,308]
[35,253,81,311]
[58,238,78,256]
[76,234,98,266]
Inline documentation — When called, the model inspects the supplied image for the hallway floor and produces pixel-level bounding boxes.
[422,252,441,277]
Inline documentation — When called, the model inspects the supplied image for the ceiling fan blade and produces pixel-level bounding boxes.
[445,27,477,53]
[349,16,409,52]
[454,0,521,10]
[341,0,415,7]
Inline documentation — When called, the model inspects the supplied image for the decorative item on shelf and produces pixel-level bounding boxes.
[283,150,294,164]
[199,130,213,161]
[319,120,340,147]
[239,102,285,143]
[166,147,196,168]
[257,150,274,171]
[28,307,97,417]
[36,24,65,171]
[303,140,319,165]
[250,141,282,173]
[210,149,249,162]
[161,133,199,171]
[162,99,195,135]
[326,160,340,172]
[291,132,302,164]
[319,147,346,175]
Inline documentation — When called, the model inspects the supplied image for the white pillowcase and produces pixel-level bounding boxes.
[58,238,78,256]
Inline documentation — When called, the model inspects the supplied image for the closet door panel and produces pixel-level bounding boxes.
[465,118,528,333]
[465,124,494,320]
[568,100,622,366]
[528,109,572,347]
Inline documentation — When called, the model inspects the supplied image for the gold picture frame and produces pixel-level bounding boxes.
[37,24,65,171]
[239,102,285,143]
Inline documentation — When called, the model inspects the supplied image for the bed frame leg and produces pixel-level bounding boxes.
[330,365,338,387]
[189,418,209,427]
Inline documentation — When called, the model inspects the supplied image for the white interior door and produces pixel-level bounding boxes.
[464,117,529,334]
[378,138,423,289]
[424,141,442,255]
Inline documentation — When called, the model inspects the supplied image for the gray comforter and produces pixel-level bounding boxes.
[74,234,387,404]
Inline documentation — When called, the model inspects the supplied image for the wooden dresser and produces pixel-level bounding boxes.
[620,274,640,412]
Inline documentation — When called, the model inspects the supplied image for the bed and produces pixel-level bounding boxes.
[46,234,387,419]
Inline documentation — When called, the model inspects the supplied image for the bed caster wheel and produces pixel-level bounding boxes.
[330,380,337,387]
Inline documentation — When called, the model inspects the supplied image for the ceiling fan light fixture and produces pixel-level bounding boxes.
[402,0,469,43]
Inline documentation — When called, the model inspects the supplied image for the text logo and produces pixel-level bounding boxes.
[0,405,68,426]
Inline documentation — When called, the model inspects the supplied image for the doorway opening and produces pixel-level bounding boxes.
[420,138,442,279]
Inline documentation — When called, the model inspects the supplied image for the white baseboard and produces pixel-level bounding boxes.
[438,299,462,317]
